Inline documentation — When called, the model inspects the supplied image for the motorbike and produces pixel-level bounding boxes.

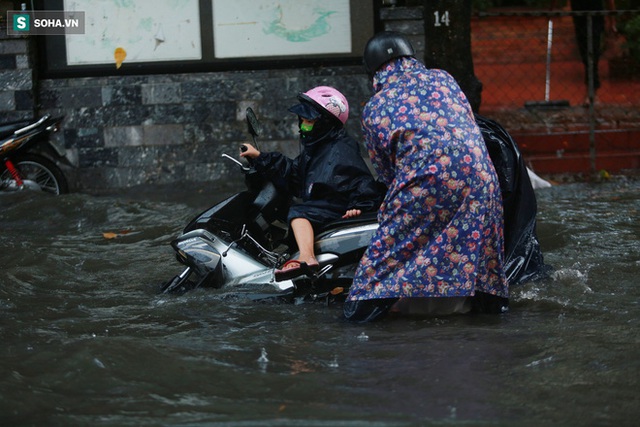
[161,108,377,302]
[161,109,550,302]
[475,114,551,287]
[0,114,69,195]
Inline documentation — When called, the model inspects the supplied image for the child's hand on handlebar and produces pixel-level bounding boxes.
[240,143,260,159]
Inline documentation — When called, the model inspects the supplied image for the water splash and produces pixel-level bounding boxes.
[357,332,369,342]
[526,356,555,368]
[551,267,589,287]
[328,355,339,368]
[257,347,269,373]
[257,347,269,363]
[551,263,593,295]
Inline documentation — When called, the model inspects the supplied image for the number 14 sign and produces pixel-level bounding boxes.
[433,10,450,27]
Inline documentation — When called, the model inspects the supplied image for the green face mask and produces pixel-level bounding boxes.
[300,121,314,132]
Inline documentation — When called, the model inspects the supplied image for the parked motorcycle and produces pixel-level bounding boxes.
[0,114,69,195]
[161,109,549,302]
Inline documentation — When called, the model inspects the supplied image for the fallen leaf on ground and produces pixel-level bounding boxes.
[102,230,134,239]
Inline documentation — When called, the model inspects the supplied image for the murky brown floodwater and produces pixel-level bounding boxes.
[1,178,639,426]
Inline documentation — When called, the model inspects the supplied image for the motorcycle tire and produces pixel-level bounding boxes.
[0,153,69,195]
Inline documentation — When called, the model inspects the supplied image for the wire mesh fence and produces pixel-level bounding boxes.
[472,9,640,112]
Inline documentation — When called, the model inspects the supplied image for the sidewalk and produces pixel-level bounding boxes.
[472,12,640,175]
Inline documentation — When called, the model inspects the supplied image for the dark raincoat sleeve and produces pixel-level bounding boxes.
[329,136,383,213]
[338,164,382,212]
[253,151,301,197]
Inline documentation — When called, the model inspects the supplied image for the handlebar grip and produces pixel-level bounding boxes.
[240,144,248,153]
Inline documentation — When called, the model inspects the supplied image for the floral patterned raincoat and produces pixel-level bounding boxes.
[348,57,509,302]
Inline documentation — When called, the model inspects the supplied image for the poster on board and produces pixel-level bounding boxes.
[38,0,370,76]
[63,0,202,67]
[212,0,352,59]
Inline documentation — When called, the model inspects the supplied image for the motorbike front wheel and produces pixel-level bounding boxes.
[160,267,196,295]
[0,153,69,195]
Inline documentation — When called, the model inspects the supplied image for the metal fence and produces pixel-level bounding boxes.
[472,9,640,112]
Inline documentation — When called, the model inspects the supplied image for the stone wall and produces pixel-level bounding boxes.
[0,33,35,122]
[0,6,423,191]
[38,68,374,190]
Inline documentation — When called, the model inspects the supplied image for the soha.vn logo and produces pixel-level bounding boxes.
[13,14,30,31]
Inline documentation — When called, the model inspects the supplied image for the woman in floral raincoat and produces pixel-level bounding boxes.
[344,32,509,322]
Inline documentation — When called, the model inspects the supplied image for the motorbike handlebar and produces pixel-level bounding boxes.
[14,115,50,136]
[221,153,252,173]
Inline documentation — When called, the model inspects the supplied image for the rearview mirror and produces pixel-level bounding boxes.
[246,107,262,138]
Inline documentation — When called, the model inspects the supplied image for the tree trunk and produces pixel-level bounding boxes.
[421,0,483,112]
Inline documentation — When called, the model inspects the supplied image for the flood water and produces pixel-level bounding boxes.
[1,178,639,426]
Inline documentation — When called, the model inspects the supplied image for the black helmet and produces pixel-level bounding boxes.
[363,31,415,78]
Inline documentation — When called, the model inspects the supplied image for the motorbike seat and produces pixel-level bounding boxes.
[316,211,378,235]
[0,120,32,140]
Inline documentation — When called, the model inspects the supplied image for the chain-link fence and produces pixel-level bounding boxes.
[473,9,640,112]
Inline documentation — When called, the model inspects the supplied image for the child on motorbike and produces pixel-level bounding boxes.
[240,86,382,281]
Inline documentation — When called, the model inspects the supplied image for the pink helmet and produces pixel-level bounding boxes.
[299,86,349,125]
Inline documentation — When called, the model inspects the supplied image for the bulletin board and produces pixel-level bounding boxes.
[63,0,202,66]
[212,0,351,58]
[36,0,378,77]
